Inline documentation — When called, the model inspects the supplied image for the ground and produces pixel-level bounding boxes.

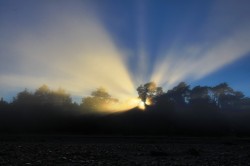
[0,136,250,165]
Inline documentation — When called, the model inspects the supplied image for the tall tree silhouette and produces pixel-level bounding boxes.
[167,82,190,110]
[34,85,52,105]
[212,83,244,110]
[13,89,34,105]
[190,86,217,112]
[137,82,163,105]
[0,97,8,111]
[240,97,250,110]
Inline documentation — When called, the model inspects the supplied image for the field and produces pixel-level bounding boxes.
[0,136,250,165]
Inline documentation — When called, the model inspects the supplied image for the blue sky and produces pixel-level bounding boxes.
[0,0,250,102]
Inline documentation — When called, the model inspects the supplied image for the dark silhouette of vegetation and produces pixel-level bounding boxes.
[0,82,250,136]
[137,82,163,105]
[165,82,190,110]
[80,87,118,112]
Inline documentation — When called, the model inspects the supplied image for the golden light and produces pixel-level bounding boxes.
[138,101,146,110]
[9,10,138,111]
[94,98,144,113]
[103,98,148,111]
[145,98,152,105]
[1,0,250,114]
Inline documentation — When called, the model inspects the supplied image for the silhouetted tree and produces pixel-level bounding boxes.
[240,97,250,110]
[0,97,8,110]
[212,83,244,110]
[166,82,190,110]
[34,84,52,105]
[1,82,250,135]
[13,89,34,105]
[33,85,72,106]
[189,86,216,111]
[212,83,230,107]
[51,88,72,106]
[222,91,244,110]
[11,85,73,113]
[0,97,7,104]
[190,86,210,100]
[137,82,163,105]
[81,87,118,112]
[153,92,175,112]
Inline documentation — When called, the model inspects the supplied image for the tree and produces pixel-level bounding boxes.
[190,86,211,105]
[34,84,52,105]
[51,88,72,106]
[212,83,244,110]
[136,82,163,104]
[240,97,250,110]
[33,85,72,106]
[13,89,34,105]
[166,82,190,109]
[81,87,118,111]
[189,86,218,112]
[12,85,73,111]
[0,97,8,110]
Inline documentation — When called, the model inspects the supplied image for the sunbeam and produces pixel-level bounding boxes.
[150,0,250,89]
[1,7,139,111]
[151,28,250,89]
[0,0,250,112]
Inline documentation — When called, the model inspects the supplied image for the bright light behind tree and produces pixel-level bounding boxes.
[138,101,146,110]
[0,1,250,112]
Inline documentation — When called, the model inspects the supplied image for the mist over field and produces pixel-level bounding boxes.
[0,82,249,136]
[1,1,250,165]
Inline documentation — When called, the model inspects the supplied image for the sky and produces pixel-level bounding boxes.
[0,0,250,103]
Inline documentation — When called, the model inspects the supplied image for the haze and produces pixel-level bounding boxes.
[0,0,250,104]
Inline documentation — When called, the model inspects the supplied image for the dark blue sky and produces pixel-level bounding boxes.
[0,0,250,101]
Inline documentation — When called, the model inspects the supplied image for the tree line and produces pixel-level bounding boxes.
[137,81,250,112]
[0,82,250,135]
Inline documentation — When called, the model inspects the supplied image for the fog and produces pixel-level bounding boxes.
[0,0,249,109]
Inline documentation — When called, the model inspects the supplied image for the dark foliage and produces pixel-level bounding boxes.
[0,82,250,136]
[137,82,163,104]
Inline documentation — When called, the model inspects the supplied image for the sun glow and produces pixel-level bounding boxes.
[92,98,145,112]
[138,101,146,110]
[1,1,250,113]
[2,9,138,111]
[145,98,152,105]
[103,98,144,112]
